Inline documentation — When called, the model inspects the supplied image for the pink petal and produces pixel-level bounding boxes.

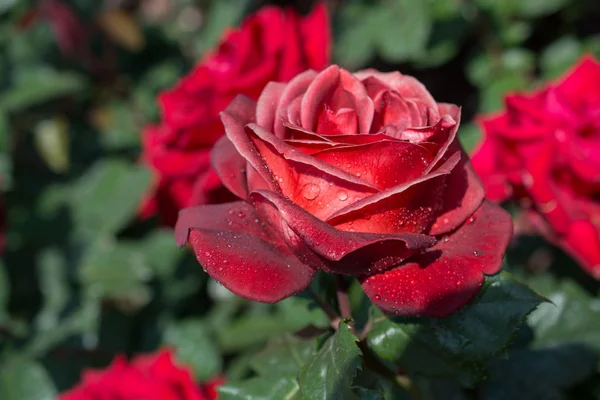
[360,200,512,317]
[176,202,314,302]
[249,190,436,276]
[256,81,287,131]
[301,65,341,130]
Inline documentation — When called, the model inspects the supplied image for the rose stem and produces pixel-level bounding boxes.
[334,275,353,327]
[308,287,341,330]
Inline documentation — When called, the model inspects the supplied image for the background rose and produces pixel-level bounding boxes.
[60,349,220,400]
[140,3,331,226]
[176,65,513,317]
[472,56,600,279]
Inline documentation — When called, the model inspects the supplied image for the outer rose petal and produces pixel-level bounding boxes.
[210,135,248,199]
[176,202,314,302]
[429,143,485,235]
[360,200,512,317]
[249,190,436,275]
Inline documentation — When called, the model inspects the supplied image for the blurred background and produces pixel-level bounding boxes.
[1,0,600,397]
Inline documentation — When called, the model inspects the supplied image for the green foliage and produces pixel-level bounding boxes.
[367,273,544,385]
[298,322,362,399]
[1,0,600,397]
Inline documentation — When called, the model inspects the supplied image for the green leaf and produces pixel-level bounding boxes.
[70,160,151,238]
[219,375,301,400]
[298,322,362,400]
[484,345,598,400]
[540,36,583,79]
[458,123,481,153]
[33,118,70,173]
[194,0,250,57]
[0,67,86,112]
[375,0,431,63]
[79,241,153,308]
[0,357,57,400]
[333,2,377,69]
[140,229,184,279]
[218,314,298,352]
[367,273,543,385]
[515,0,570,17]
[164,319,222,381]
[527,278,600,350]
[251,334,317,377]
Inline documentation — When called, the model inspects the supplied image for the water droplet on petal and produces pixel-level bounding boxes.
[467,216,476,224]
[473,250,480,256]
[237,211,245,218]
[374,294,381,301]
[337,191,348,201]
[301,183,320,200]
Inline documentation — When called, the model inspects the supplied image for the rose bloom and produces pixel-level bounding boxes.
[60,349,221,400]
[175,65,512,317]
[141,3,330,226]
[472,56,600,279]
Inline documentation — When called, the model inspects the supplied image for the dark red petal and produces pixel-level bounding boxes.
[176,202,314,302]
[326,152,461,234]
[312,140,434,190]
[210,135,248,200]
[530,215,600,279]
[429,143,485,235]
[249,190,436,275]
[424,113,461,174]
[360,200,512,317]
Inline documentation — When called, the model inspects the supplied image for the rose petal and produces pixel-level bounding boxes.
[250,190,436,275]
[299,2,331,72]
[210,135,248,199]
[256,81,287,131]
[246,123,379,219]
[176,202,314,302]
[301,65,341,130]
[312,140,434,190]
[429,143,485,235]
[275,70,319,137]
[220,96,282,194]
[326,151,461,234]
[360,200,512,317]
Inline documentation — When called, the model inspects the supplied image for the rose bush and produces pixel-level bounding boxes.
[141,3,330,226]
[60,349,221,400]
[472,56,600,279]
[175,65,513,317]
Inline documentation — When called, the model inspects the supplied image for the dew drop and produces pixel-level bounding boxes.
[473,250,480,256]
[237,211,245,218]
[337,191,348,201]
[226,218,233,226]
[301,183,320,200]
[374,294,381,301]
[467,216,476,224]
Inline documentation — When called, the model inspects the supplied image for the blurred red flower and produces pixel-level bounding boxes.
[60,349,221,400]
[141,3,331,226]
[472,55,600,278]
[176,65,512,317]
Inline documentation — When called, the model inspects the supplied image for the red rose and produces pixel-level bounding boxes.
[60,349,220,400]
[472,56,600,279]
[141,3,331,226]
[175,65,512,317]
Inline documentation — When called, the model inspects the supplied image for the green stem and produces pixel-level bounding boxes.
[335,275,352,324]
